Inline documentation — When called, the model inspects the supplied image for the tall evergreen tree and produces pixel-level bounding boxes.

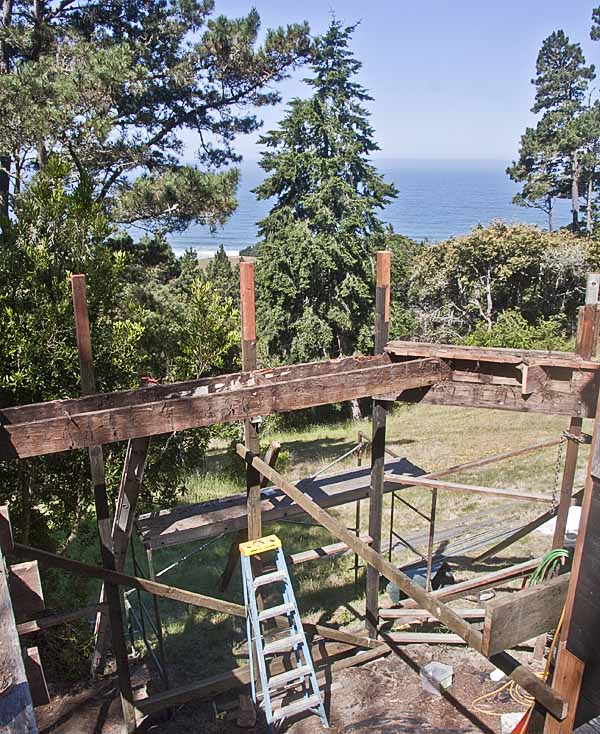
[508,30,596,231]
[255,20,397,363]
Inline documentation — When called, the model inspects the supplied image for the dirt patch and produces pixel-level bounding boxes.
[35,645,533,733]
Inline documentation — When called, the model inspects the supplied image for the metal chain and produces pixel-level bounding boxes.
[551,436,566,510]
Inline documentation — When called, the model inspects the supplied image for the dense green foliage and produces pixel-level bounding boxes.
[402,221,594,343]
[0,0,311,229]
[0,160,241,547]
[255,21,397,362]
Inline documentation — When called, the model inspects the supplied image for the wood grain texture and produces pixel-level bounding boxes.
[23,647,49,707]
[0,358,447,459]
[482,574,570,656]
[0,551,38,733]
[544,646,585,734]
[8,562,44,623]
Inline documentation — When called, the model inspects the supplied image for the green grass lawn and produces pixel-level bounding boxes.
[130,403,590,687]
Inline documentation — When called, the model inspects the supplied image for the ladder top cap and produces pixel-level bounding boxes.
[240,534,281,556]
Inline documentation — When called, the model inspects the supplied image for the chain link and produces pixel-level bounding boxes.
[551,436,566,510]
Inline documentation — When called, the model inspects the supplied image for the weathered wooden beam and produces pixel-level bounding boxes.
[1,354,393,427]
[400,379,598,418]
[13,542,245,619]
[0,504,14,554]
[482,574,570,656]
[386,341,600,370]
[0,549,38,733]
[288,534,372,565]
[23,647,49,708]
[385,475,554,504]
[8,561,44,623]
[17,604,106,636]
[367,250,391,638]
[0,357,447,460]
[71,276,135,730]
[379,607,484,621]
[236,445,567,720]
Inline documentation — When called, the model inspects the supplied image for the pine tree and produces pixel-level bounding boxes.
[255,20,397,363]
[508,30,596,231]
[205,244,240,305]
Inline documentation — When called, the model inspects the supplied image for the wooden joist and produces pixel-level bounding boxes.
[378,607,484,621]
[0,505,14,554]
[0,356,447,460]
[386,341,600,369]
[288,535,373,565]
[137,457,422,550]
[385,475,554,504]
[481,574,570,656]
[23,647,50,708]
[17,604,106,636]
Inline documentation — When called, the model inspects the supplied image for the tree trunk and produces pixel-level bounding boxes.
[485,269,493,331]
[572,152,580,232]
[587,175,594,235]
[547,197,553,232]
[0,0,13,221]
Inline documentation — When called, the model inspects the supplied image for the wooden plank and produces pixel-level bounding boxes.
[0,550,38,733]
[385,475,554,504]
[288,535,372,565]
[367,250,391,638]
[0,357,448,460]
[137,457,421,550]
[237,446,567,720]
[8,562,44,624]
[520,364,549,395]
[385,632,465,644]
[17,604,106,636]
[482,574,570,656]
[544,646,585,734]
[0,504,14,554]
[399,379,598,418]
[379,607,484,621]
[92,426,151,675]
[400,557,542,607]
[23,648,49,708]
[386,341,600,370]
[14,542,246,619]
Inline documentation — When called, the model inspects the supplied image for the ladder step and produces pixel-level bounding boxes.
[272,694,322,722]
[259,603,295,622]
[253,570,287,589]
[268,664,312,691]
[263,633,304,656]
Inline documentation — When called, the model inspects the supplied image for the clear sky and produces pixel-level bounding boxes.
[196,0,600,162]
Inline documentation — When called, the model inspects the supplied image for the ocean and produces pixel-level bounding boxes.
[166,159,572,257]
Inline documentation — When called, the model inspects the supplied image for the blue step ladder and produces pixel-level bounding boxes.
[240,534,329,731]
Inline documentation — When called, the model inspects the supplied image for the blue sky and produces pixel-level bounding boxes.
[193,0,600,162]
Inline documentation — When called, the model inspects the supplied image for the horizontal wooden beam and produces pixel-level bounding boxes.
[378,607,484,621]
[288,535,373,565]
[13,543,245,619]
[17,604,106,636]
[400,380,598,418]
[385,475,554,504]
[482,574,570,656]
[0,357,447,460]
[236,445,567,720]
[386,341,600,370]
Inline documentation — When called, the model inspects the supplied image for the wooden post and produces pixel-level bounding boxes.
[71,276,136,732]
[366,251,391,638]
[425,489,437,591]
[552,272,600,549]
[92,382,152,675]
[240,262,261,541]
[0,546,38,733]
